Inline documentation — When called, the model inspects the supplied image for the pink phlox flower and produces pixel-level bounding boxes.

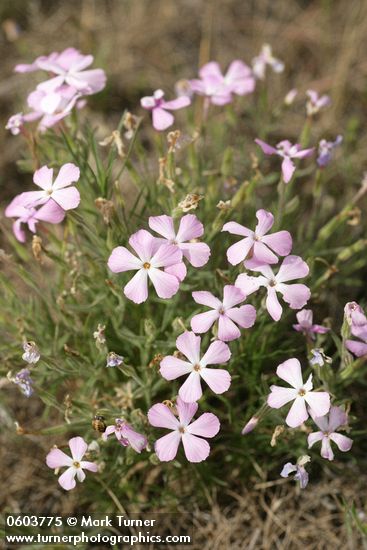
[15,164,80,214]
[255,139,314,183]
[102,419,147,453]
[293,309,329,339]
[26,86,83,131]
[236,255,311,322]
[252,44,284,80]
[317,135,342,168]
[281,455,310,489]
[46,436,98,491]
[344,302,367,357]
[344,301,367,327]
[308,406,353,461]
[6,113,24,135]
[189,60,255,105]
[160,331,231,402]
[5,194,65,243]
[148,396,220,462]
[222,209,292,266]
[306,90,331,116]
[190,285,256,342]
[108,229,182,304]
[148,214,211,281]
[267,358,330,427]
[140,89,190,131]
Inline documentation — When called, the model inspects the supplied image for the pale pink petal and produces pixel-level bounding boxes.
[148,267,180,299]
[176,214,203,241]
[255,138,278,155]
[154,431,181,461]
[222,285,246,308]
[176,331,201,364]
[162,96,191,110]
[148,403,179,430]
[181,433,210,462]
[310,410,329,432]
[218,315,241,341]
[58,467,77,490]
[246,263,274,278]
[200,340,231,366]
[124,269,148,304]
[296,309,313,327]
[13,220,26,242]
[76,469,86,482]
[312,324,330,334]
[266,287,283,321]
[176,397,198,425]
[179,371,203,403]
[281,157,295,183]
[46,448,73,469]
[255,209,274,236]
[222,221,252,237]
[225,60,255,95]
[165,261,187,282]
[120,425,147,453]
[279,283,311,309]
[225,237,254,265]
[329,433,353,453]
[160,356,192,380]
[148,215,176,240]
[276,255,309,283]
[225,305,256,329]
[261,231,292,256]
[328,406,348,432]
[37,75,65,93]
[52,187,80,210]
[33,166,54,190]
[151,243,182,268]
[18,191,47,208]
[187,412,220,437]
[200,367,231,394]
[53,163,80,189]
[321,438,334,461]
[307,431,324,448]
[190,310,219,334]
[292,147,314,159]
[35,200,65,223]
[192,291,221,309]
[286,396,308,427]
[235,273,262,296]
[79,461,98,472]
[179,242,211,267]
[102,425,116,440]
[252,241,278,264]
[108,246,141,273]
[345,340,367,357]
[199,61,223,79]
[267,386,298,408]
[152,107,174,131]
[129,229,155,262]
[276,358,303,389]
[304,391,330,418]
[69,436,87,461]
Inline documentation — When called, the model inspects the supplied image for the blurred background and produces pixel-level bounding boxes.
[1,1,367,548]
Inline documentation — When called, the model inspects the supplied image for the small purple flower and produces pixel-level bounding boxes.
[6,113,25,135]
[13,368,34,397]
[106,352,124,368]
[308,406,353,461]
[309,348,332,367]
[255,139,314,183]
[306,90,331,116]
[102,419,147,453]
[140,89,190,131]
[317,136,343,168]
[293,309,329,339]
[281,455,310,489]
[22,341,40,364]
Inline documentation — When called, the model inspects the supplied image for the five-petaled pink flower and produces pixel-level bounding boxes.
[236,255,311,322]
[189,60,255,105]
[16,163,81,211]
[108,229,182,304]
[5,194,65,243]
[255,139,314,183]
[148,397,220,462]
[102,419,147,453]
[307,406,353,461]
[140,89,190,131]
[160,331,231,402]
[148,214,211,281]
[190,286,256,342]
[46,436,98,491]
[306,90,330,117]
[267,358,330,428]
[293,309,329,339]
[222,209,292,266]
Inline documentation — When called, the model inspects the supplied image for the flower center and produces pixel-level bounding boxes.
[269,279,277,287]
[46,189,53,195]
[298,389,306,397]
[193,364,201,372]
[178,426,186,434]
[73,461,81,468]
[218,307,225,315]
[143,262,151,269]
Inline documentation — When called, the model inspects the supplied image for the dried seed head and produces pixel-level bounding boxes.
[177,193,203,212]
[32,235,43,263]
